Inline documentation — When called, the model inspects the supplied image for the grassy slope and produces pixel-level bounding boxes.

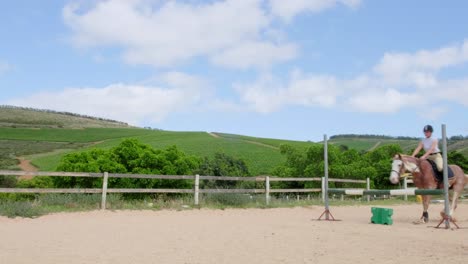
[328,138,419,152]
[328,137,468,156]
[0,107,130,128]
[0,127,153,142]
[0,128,314,175]
[214,133,314,149]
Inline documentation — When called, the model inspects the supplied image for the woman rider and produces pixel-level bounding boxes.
[411,125,443,171]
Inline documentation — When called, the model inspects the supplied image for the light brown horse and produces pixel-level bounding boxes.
[389,154,468,223]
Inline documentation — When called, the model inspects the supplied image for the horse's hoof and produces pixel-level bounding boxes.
[413,219,427,225]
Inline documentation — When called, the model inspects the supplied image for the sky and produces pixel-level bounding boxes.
[0,0,467,141]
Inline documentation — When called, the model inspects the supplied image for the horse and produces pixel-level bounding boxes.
[389,154,468,223]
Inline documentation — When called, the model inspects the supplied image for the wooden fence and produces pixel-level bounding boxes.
[0,170,368,209]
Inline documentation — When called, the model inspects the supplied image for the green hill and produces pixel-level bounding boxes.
[0,105,131,128]
[0,127,315,175]
[1,107,466,175]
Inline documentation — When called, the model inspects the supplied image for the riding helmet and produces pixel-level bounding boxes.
[423,125,433,132]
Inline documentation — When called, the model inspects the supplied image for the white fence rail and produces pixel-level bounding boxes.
[0,170,368,209]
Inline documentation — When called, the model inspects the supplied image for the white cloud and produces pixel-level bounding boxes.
[434,79,468,107]
[234,40,468,115]
[63,0,361,69]
[346,89,423,113]
[269,0,362,21]
[373,40,468,86]
[6,72,205,124]
[63,0,288,69]
[418,106,448,121]
[211,41,298,69]
[0,60,12,75]
[234,72,339,113]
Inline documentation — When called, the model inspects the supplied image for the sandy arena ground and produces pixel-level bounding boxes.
[1,204,467,264]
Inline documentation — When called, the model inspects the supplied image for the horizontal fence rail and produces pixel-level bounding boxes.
[0,188,102,194]
[0,170,102,178]
[0,170,374,209]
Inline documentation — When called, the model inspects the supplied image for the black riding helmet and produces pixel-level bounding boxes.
[423,125,434,132]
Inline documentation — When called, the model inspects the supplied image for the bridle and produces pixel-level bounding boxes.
[393,157,420,178]
[391,169,401,177]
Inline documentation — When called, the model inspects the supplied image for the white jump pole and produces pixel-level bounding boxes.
[441,124,451,228]
[324,134,329,215]
[318,134,336,221]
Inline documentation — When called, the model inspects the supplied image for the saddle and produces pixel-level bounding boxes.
[426,159,454,183]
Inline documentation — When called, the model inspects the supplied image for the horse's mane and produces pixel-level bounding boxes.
[397,154,420,164]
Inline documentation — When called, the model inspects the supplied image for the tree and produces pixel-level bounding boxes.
[272,143,404,189]
[55,139,200,189]
[448,151,468,172]
[197,153,250,188]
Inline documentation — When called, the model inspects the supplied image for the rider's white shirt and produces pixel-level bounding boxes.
[422,137,440,153]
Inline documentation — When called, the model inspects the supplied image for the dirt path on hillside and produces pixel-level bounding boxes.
[207,132,279,150]
[207,132,220,138]
[17,157,38,180]
[369,141,382,151]
[243,140,279,150]
[1,204,467,264]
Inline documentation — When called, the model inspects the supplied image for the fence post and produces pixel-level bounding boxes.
[403,177,408,201]
[366,177,370,202]
[321,177,325,203]
[101,172,109,210]
[265,176,270,205]
[194,174,200,206]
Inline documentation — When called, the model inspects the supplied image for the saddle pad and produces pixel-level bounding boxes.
[426,159,454,182]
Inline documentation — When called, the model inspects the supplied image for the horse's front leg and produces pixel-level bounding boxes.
[422,195,431,223]
[414,195,431,224]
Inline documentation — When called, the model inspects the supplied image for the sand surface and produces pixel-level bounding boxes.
[1,204,467,264]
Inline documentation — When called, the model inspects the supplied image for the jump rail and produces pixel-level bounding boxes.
[329,188,444,196]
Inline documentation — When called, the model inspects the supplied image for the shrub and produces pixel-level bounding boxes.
[0,201,44,218]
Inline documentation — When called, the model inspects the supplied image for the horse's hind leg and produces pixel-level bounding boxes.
[440,191,459,222]
[450,191,459,221]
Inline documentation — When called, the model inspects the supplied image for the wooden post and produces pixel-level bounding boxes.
[265,176,270,205]
[101,172,109,210]
[366,177,371,202]
[194,174,200,206]
[321,177,325,202]
[403,177,408,201]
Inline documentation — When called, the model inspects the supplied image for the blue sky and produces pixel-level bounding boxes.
[1,0,467,141]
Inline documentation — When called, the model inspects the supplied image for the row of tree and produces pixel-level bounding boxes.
[10,139,468,191]
[52,139,249,190]
[330,133,468,141]
[330,134,420,140]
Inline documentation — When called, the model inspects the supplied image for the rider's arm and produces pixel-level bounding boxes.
[421,139,438,159]
[411,142,423,157]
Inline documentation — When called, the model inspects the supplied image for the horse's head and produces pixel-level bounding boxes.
[390,154,406,184]
[389,154,419,184]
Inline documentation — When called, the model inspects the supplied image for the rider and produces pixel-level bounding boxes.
[411,125,443,171]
